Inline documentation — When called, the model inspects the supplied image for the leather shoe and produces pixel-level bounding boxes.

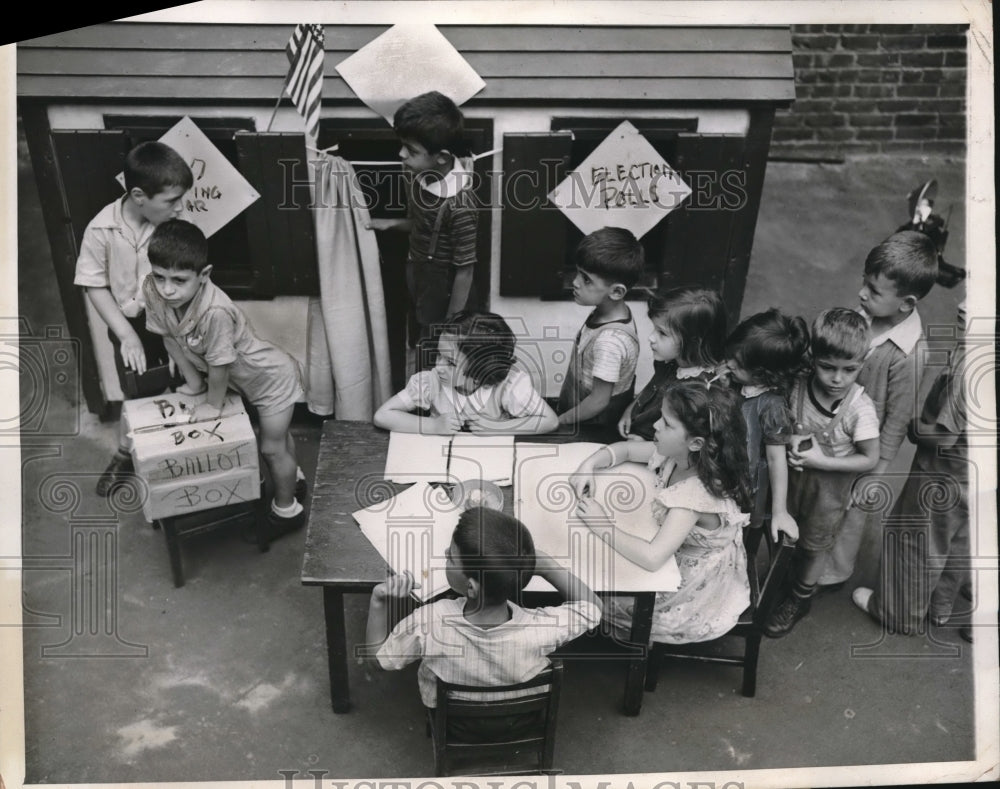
[96,453,134,497]
[763,594,812,639]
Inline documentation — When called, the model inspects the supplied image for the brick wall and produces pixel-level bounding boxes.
[771,24,967,159]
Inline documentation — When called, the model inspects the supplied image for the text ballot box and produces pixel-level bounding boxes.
[122,392,260,521]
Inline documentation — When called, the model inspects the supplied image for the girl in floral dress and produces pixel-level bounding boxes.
[572,379,753,643]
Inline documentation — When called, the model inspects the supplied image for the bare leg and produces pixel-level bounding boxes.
[163,336,205,394]
[259,406,297,508]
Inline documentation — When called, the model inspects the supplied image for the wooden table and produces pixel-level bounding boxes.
[302,420,657,715]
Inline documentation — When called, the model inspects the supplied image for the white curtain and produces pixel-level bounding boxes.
[306,153,393,420]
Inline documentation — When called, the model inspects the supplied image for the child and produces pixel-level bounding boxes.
[817,230,939,590]
[853,297,971,637]
[373,311,558,435]
[366,91,477,368]
[763,309,881,638]
[142,220,307,542]
[617,287,727,442]
[557,227,645,441]
[366,507,602,734]
[722,309,811,541]
[571,380,754,644]
[74,141,193,496]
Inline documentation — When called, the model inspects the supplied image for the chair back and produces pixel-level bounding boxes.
[744,523,796,629]
[430,659,563,776]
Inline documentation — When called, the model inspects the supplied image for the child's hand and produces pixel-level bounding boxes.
[465,415,508,434]
[119,330,148,375]
[426,413,463,435]
[189,402,223,423]
[365,218,397,232]
[372,571,419,602]
[575,496,613,530]
[617,406,633,439]
[788,438,826,471]
[569,466,596,499]
[770,512,799,543]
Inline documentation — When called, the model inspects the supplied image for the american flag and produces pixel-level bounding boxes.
[284,24,325,140]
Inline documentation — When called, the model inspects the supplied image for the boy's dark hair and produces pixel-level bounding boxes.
[123,141,193,197]
[810,308,870,361]
[647,287,727,368]
[393,91,469,156]
[575,227,645,289]
[662,380,752,512]
[452,507,536,606]
[724,309,810,392]
[864,230,939,300]
[439,311,516,387]
[148,219,209,273]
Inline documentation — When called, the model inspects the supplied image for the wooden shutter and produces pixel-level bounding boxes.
[500,133,572,297]
[660,133,748,298]
[234,132,318,297]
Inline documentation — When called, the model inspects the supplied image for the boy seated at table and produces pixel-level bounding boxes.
[365,507,601,741]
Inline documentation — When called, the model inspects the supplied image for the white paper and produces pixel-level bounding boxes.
[116,116,261,238]
[447,434,515,486]
[352,481,460,602]
[548,120,691,239]
[383,431,452,483]
[334,24,486,123]
[514,442,681,593]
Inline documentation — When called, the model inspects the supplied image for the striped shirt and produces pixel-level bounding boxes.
[377,598,600,707]
[407,160,478,268]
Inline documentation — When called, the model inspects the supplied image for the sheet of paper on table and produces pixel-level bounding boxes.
[514,443,681,594]
[352,481,460,603]
[383,432,515,486]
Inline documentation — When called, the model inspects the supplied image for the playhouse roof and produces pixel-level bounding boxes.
[17,23,795,105]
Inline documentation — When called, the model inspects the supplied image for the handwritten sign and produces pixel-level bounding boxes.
[122,392,260,521]
[548,121,692,239]
[335,24,486,123]
[116,116,260,238]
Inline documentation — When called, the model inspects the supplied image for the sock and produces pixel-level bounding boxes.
[791,578,817,601]
[271,499,304,518]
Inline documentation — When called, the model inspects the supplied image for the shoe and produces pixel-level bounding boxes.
[295,477,308,503]
[96,453,134,497]
[959,625,973,643]
[960,583,973,602]
[264,507,306,542]
[763,594,812,639]
[852,586,874,614]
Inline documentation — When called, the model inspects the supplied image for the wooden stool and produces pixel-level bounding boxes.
[152,481,270,588]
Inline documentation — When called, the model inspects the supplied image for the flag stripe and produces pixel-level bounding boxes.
[283,24,324,139]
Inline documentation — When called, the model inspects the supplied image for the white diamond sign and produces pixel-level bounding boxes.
[547,121,691,239]
[335,24,486,123]
[116,116,260,239]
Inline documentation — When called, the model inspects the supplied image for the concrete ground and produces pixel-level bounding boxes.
[14,119,985,784]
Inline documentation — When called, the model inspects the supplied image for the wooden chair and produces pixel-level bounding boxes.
[152,480,269,588]
[644,524,796,697]
[427,660,564,776]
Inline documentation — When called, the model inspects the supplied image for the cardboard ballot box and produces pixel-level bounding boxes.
[123,392,260,522]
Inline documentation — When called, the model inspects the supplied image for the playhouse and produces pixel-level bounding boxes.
[18,21,795,416]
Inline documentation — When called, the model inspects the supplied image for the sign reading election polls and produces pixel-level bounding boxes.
[548,121,692,239]
[117,116,261,239]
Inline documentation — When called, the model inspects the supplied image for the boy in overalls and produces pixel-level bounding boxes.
[557,227,644,442]
[764,308,881,638]
[368,91,477,370]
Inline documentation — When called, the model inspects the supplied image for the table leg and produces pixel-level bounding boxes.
[323,587,351,713]
[623,592,655,716]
